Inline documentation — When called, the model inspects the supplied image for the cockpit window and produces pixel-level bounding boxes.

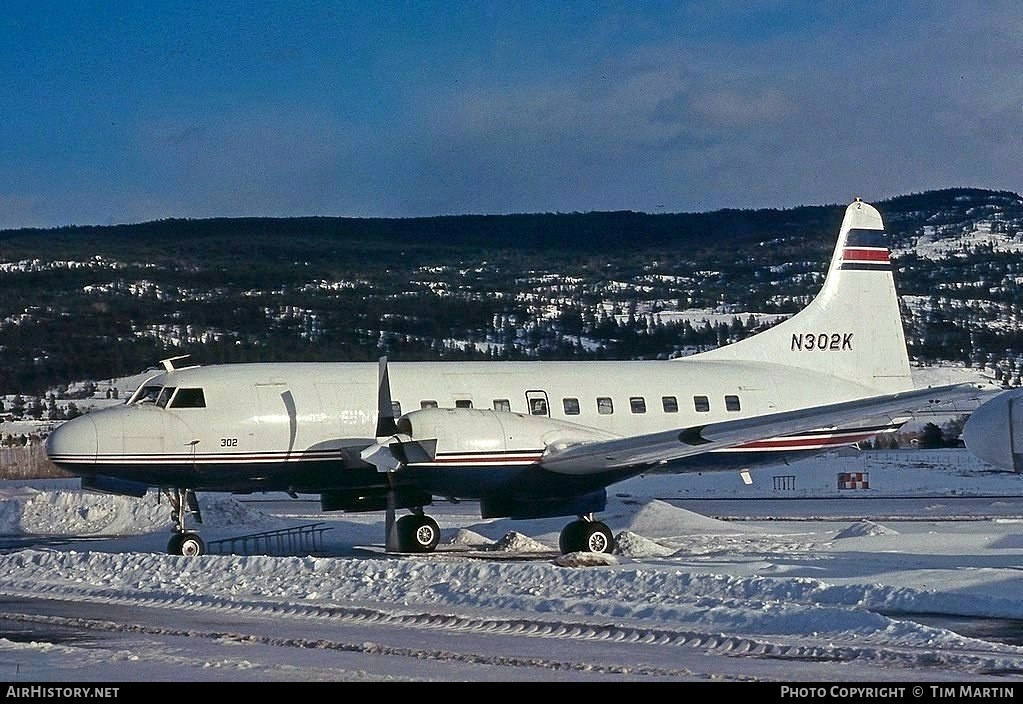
[156,386,176,408]
[170,388,206,408]
[133,385,162,404]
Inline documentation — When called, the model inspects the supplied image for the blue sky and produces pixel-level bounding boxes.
[1,1,1019,229]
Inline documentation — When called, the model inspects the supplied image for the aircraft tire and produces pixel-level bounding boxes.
[558,519,587,554]
[180,534,205,556]
[397,515,440,553]
[175,533,206,557]
[580,522,615,554]
[559,520,614,554]
[166,534,184,555]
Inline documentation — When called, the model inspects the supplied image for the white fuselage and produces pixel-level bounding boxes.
[52,357,893,478]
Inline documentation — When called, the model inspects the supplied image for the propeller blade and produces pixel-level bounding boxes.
[371,355,401,552]
[360,436,438,472]
[374,356,398,439]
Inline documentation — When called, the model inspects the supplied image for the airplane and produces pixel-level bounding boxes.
[962,388,1023,472]
[44,198,991,557]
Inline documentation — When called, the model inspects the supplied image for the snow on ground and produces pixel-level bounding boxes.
[4,449,1023,681]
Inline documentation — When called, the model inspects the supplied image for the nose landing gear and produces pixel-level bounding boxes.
[164,488,206,556]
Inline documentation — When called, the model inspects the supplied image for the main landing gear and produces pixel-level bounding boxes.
[387,510,613,555]
[384,490,441,554]
[559,516,615,554]
[163,488,206,556]
[395,511,441,553]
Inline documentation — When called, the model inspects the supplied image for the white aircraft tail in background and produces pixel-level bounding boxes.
[46,199,988,557]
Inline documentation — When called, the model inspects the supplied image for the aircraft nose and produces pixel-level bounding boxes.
[45,415,98,466]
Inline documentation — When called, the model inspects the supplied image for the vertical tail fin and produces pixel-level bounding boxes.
[695,199,913,393]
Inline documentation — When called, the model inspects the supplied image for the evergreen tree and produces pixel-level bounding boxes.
[917,422,945,449]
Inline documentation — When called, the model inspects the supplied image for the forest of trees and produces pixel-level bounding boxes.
[1,187,1021,401]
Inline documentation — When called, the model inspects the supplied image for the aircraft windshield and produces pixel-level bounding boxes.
[131,383,176,407]
[129,384,205,408]
[132,385,162,404]
[156,387,176,408]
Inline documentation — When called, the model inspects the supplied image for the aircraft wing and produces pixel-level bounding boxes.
[538,382,989,475]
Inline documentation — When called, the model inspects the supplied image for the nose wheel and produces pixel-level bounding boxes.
[163,488,206,556]
[167,531,206,556]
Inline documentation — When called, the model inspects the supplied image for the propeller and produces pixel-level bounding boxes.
[361,355,404,471]
[372,356,400,551]
[359,356,440,552]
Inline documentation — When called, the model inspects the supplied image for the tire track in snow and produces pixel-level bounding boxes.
[2,586,1022,678]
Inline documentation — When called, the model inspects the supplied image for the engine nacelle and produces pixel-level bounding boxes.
[963,389,1023,472]
[377,407,618,468]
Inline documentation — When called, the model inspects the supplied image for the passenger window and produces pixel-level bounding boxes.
[455,399,473,409]
[391,401,402,416]
[630,397,646,414]
[597,397,613,415]
[156,387,176,408]
[725,395,741,412]
[662,396,679,413]
[493,399,511,412]
[694,395,710,413]
[563,397,580,415]
[421,400,438,409]
[530,398,548,416]
[170,388,206,408]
